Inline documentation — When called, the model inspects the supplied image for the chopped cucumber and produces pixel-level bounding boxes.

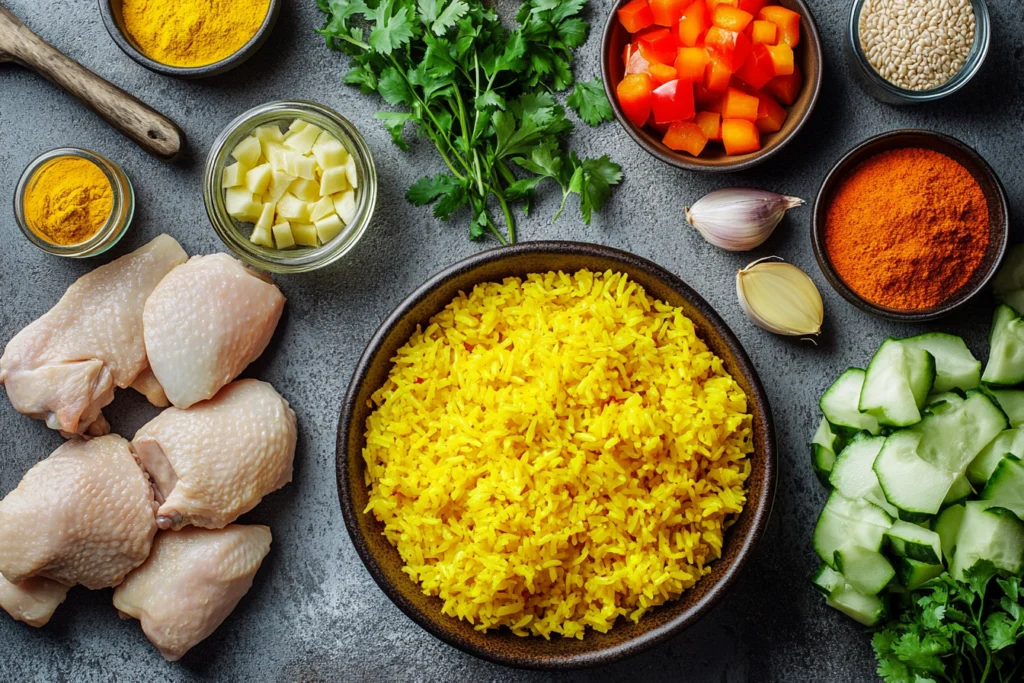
[810,417,838,488]
[991,244,1024,314]
[897,509,933,525]
[885,520,942,565]
[859,339,935,427]
[810,564,845,596]
[820,369,881,435]
[834,545,895,595]
[985,388,1024,428]
[982,305,1024,385]
[943,475,974,505]
[912,391,1008,475]
[826,584,887,626]
[828,434,887,507]
[874,431,958,515]
[934,503,965,567]
[813,492,893,568]
[979,456,1024,520]
[951,501,1024,580]
[902,333,981,392]
[894,557,944,591]
[966,428,1024,486]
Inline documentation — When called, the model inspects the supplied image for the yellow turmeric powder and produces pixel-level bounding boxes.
[121,0,271,68]
[24,157,113,246]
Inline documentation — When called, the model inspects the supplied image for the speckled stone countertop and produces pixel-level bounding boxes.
[1,0,1021,681]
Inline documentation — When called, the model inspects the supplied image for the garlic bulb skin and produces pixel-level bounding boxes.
[736,258,823,337]
[686,188,804,251]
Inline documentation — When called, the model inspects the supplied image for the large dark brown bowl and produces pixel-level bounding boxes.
[601,0,823,172]
[336,242,777,670]
[811,130,1009,322]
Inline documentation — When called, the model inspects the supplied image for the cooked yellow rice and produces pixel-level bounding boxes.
[363,269,752,639]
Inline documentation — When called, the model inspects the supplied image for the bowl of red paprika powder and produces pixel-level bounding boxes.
[811,130,1008,322]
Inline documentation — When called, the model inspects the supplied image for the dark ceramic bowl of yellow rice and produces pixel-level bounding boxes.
[336,241,776,669]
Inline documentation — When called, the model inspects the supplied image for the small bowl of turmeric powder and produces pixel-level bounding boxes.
[14,148,135,258]
[99,0,282,78]
[811,130,1009,322]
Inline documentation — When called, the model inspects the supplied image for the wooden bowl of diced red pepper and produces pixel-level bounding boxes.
[601,0,822,172]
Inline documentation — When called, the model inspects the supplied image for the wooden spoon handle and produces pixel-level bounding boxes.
[0,6,184,162]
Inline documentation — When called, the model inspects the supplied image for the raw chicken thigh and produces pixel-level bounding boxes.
[0,235,186,435]
[0,575,69,627]
[132,379,296,530]
[0,435,157,589]
[143,254,285,409]
[113,525,272,661]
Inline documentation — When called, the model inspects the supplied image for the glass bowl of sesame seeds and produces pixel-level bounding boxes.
[848,0,990,104]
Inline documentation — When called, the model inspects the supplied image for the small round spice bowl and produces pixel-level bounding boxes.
[203,100,377,274]
[14,147,134,258]
[848,0,990,104]
[99,0,282,79]
[811,130,1008,322]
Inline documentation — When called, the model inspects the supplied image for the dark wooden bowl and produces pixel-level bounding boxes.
[98,0,281,79]
[811,130,1009,322]
[601,0,823,173]
[336,242,777,669]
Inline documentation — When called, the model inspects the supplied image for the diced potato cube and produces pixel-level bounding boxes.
[333,190,357,225]
[309,196,336,223]
[315,214,345,244]
[262,141,288,170]
[319,166,350,196]
[275,193,310,222]
[253,125,284,143]
[268,170,295,202]
[344,156,359,189]
[289,178,320,202]
[222,162,247,188]
[287,119,307,133]
[290,154,317,181]
[292,223,319,247]
[313,133,348,170]
[225,187,263,222]
[245,163,273,195]
[284,123,323,155]
[250,225,274,248]
[231,136,262,167]
[255,202,276,232]
[272,222,295,249]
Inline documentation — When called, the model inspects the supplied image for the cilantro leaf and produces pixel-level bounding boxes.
[375,112,414,150]
[407,173,460,205]
[369,0,416,55]
[567,78,614,126]
[377,67,413,105]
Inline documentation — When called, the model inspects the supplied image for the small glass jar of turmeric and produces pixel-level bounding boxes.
[14,148,134,258]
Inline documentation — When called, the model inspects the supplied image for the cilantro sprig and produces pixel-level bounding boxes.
[316,0,620,244]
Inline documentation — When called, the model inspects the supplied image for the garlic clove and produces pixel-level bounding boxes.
[685,188,804,252]
[737,257,823,337]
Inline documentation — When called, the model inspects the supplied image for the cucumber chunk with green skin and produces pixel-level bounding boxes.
[810,564,845,596]
[951,501,1024,580]
[826,584,887,626]
[934,503,965,567]
[810,417,838,487]
[902,332,981,392]
[943,475,974,505]
[885,520,943,564]
[912,391,1008,475]
[966,428,1024,486]
[829,434,887,505]
[980,456,1024,520]
[985,388,1024,428]
[834,545,896,595]
[859,339,935,427]
[874,431,958,515]
[813,492,893,568]
[820,369,881,435]
[982,305,1024,385]
[897,509,933,525]
[894,557,944,591]
[991,244,1024,314]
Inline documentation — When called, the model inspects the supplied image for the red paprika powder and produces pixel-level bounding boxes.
[824,147,989,311]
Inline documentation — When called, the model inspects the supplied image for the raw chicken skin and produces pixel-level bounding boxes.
[0,235,187,435]
[0,575,70,627]
[113,525,272,661]
[132,379,296,530]
[143,254,285,409]
[0,435,157,589]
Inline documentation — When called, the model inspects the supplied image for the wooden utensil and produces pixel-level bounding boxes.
[0,4,184,162]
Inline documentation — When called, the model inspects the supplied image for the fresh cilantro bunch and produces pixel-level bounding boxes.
[872,562,1023,683]
[316,0,621,244]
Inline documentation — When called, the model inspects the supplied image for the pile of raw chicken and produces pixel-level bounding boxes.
[0,235,297,661]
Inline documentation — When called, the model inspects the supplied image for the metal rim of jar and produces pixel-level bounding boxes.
[203,100,378,274]
[848,0,990,103]
[14,147,135,258]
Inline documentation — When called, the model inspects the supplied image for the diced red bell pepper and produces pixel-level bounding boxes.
[649,0,689,26]
[647,113,671,133]
[693,83,719,105]
[618,0,656,33]
[624,43,652,75]
[649,62,679,84]
[720,87,759,121]
[722,118,760,154]
[755,92,787,133]
[738,0,768,13]
[616,73,654,127]
[765,43,794,75]
[750,19,777,44]
[765,63,802,105]
[636,27,679,64]
[704,26,751,72]
[712,5,753,32]
[663,121,708,155]
[676,0,710,47]
[734,42,775,89]
[703,57,733,92]
[703,96,724,113]
[705,0,738,9]
[674,46,709,80]
[694,110,722,140]
[651,78,696,124]
[758,6,800,46]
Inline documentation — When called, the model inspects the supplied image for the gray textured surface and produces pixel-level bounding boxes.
[0,0,1021,681]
